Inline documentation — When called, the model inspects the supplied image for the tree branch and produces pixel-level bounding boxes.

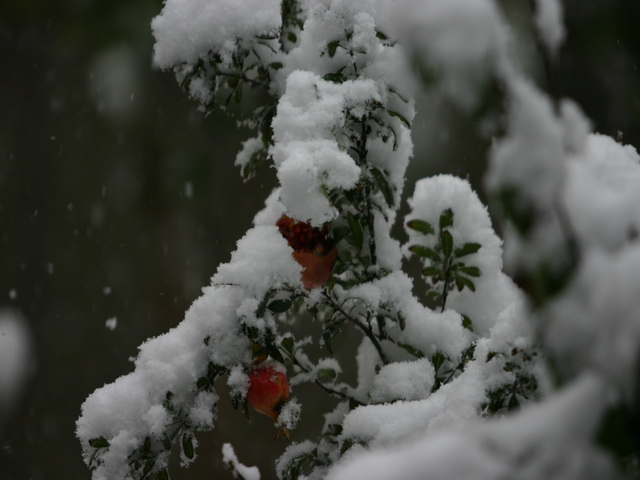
[322,292,389,365]
[279,344,364,406]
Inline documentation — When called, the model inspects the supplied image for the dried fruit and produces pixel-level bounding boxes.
[276,215,337,289]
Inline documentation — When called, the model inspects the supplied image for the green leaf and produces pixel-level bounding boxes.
[196,376,210,390]
[143,459,154,476]
[497,187,533,235]
[375,30,389,40]
[332,226,350,244]
[266,341,285,363]
[89,437,110,449]
[388,87,409,103]
[507,394,520,411]
[327,40,340,57]
[440,230,453,259]
[432,351,446,374]
[340,440,355,455]
[406,219,434,235]
[163,391,174,411]
[323,72,347,84]
[409,245,440,261]
[347,213,364,252]
[486,351,499,362]
[439,208,454,230]
[281,336,295,354]
[426,290,441,300]
[327,424,343,436]
[267,299,292,313]
[370,167,394,207]
[226,75,239,88]
[233,84,243,103]
[422,266,442,278]
[397,342,424,358]
[461,315,473,332]
[287,32,297,43]
[317,368,337,382]
[457,265,481,278]
[323,317,345,354]
[332,260,350,276]
[208,363,227,380]
[182,434,195,460]
[322,330,334,354]
[455,275,476,292]
[156,469,170,480]
[454,242,481,258]
[387,110,411,128]
[269,62,284,70]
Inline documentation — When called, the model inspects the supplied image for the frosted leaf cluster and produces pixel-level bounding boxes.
[328,375,615,480]
[77,1,639,479]
[152,0,281,68]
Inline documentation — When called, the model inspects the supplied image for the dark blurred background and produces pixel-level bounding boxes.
[0,0,638,479]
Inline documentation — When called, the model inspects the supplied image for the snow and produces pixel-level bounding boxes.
[533,0,565,54]
[227,365,250,399]
[387,0,507,108]
[369,359,434,403]
[328,374,615,480]
[152,0,282,68]
[562,134,640,251]
[252,188,287,227]
[189,391,218,429]
[276,440,316,480]
[0,311,32,414]
[211,225,303,296]
[222,443,261,480]
[77,284,252,477]
[80,1,640,478]
[104,317,117,330]
[546,242,640,401]
[338,294,536,449]
[277,398,302,431]
[235,136,264,172]
[487,77,565,212]
[270,71,377,224]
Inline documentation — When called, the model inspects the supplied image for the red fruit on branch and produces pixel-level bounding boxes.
[247,364,290,423]
[276,215,337,289]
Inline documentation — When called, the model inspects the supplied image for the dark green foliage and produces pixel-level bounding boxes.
[481,347,539,416]
[407,208,483,311]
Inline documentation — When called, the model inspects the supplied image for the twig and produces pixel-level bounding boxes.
[314,379,364,406]
[217,71,269,89]
[322,292,389,365]
[440,258,451,313]
[279,345,364,406]
[356,118,378,266]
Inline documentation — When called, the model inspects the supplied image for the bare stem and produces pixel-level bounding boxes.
[279,345,364,406]
[217,71,269,89]
[440,259,451,313]
[322,292,389,365]
[353,117,377,266]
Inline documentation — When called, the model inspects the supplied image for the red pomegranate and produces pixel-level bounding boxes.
[247,364,290,422]
[276,215,337,289]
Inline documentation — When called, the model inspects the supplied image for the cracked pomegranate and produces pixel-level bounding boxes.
[276,215,337,289]
[247,364,290,422]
